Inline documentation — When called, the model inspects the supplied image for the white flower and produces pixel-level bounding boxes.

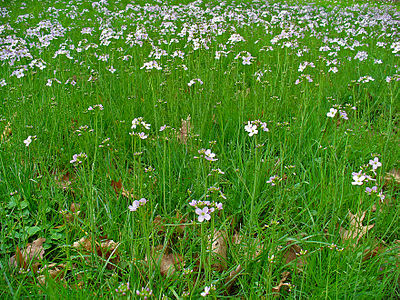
[23,136,35,147]
[369,157,382,170]
[326,108,337,118]
[245,121,258,136]
[352,174,366,186]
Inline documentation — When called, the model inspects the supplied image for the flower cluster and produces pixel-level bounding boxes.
[189,199,223,222]
[99,137,111,148]
[357,75,374,84]
[206,185,227,199]
[136,287,153,299]
[326,104,355,120]
[194,149,218,162]
[294,74,313,85]
[244,120,269,137]
[87,104,104,111]
[128,198,148,212]
[74,125,94,136]
[351,156,385,201]
[187,78,203,87]
[234,51,255,65]
[130,117,151,139]
[385,74,400,83]
[115,282,130,296]
[266,175,281,186]
[201,284,216,297]
[70,152,87,166]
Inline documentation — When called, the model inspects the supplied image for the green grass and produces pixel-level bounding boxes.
[0,0,399,298]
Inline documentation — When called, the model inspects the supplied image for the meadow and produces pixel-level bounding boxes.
[0,0,400,298]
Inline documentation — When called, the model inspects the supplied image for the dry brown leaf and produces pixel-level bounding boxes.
[225,264,243,293]
[272,271,291,294]
[385,169,400,185]
[73,237,119,269]
[284,241,306,270]
[54,171,74,191]
[64,203,81,223]
[178,115,191,145]
[37,263,67,285]
[362,242,386,262]
[111,179,122,195]
[9,238,46,270]
[208,229,228,271]
[1,121,12,143]
[340,210,374,245]
[146,246,183,277]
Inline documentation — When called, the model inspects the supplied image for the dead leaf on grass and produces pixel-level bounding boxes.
[37,263,67,285]
[208,229,228,271]
[73,237,119,269]
[340,210,374,245]
[272,271,292,294]
[111,179,122,195]
[385,169,400,185]
[178,115,192,145]
[9,238,46,271]
[54,171,75,191]
[1,121,12,143]
[146,245,183,277]
[284,241,307,270]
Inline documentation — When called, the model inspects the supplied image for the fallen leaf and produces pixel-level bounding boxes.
[37,263,67,285]
[0,121,12,143]
[73,236,119,269]
[9,238,46,270]
[146,246,183,277]
[64,203,81,223]
[272,271,291,294]
[340,210,374,245]
[208,229,228,271]
[111,179,122,195]
[54,171,74,191]
[225,264,243,293]
[362,242,386,262]
[178,115,191,145]
[284,241,307,270]
[385,169,400,185]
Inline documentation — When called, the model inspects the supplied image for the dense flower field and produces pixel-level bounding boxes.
[0,0,399,298]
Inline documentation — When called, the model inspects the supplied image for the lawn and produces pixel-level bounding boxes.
[0,0,399,298]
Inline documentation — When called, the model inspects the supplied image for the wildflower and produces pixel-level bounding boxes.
[195,149,218,162]
[201,285,215,297]
[70,152,87,165]
[128,198,147,212]
[23,135,36,147]
[245,121,258,136]
[115,282,130,296]
[187,78,203,87]
[201,286,211,297]
[136,287,153,298]
[87,104,104,112]
[365,186,378,194]
[339,110,348,120]
[195,207,211,222]
[108,66,116,73]
[326,108,337,118]
[351,173,366,186]
[369,157,382,170]
[266,175,280,186]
